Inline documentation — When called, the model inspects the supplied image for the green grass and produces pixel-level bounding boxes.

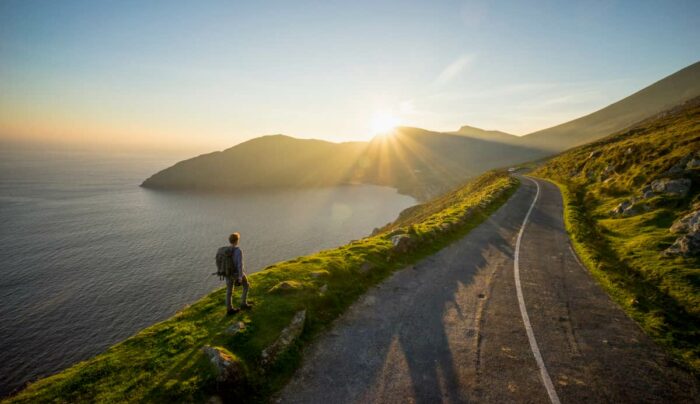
[5,171,518,403]
[533,98,700,373]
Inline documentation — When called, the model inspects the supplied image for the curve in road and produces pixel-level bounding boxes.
[278,176,698,403]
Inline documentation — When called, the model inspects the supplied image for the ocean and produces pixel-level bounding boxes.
[0,149,415,395]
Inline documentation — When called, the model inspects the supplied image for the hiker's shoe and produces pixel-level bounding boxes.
[227,308,240,315]
[241,302,254,310]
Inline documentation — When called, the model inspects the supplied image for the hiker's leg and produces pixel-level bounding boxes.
[225,277,235,311]
[240,274,249,305]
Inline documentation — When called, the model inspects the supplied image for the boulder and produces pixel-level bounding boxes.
[611,200,632,216]
[387,229,406,237]
[650,178,692,197]
[670,208,700,234]
[261,310,306,366]
[687,157,700,170]
[224,321,246,336]
[640,185,655,199]
[202,346,244,383]
[664,232,700,257]
[611,198,646,217]
[390,234,414,254]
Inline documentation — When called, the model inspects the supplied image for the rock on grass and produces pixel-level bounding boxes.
[202,346,244,384]
[261,310,306,366]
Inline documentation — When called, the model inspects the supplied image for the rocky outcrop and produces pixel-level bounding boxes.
[687,156,700,170]
[261,310,306,366]
[611,198,648,217]
[202,346,244,384]
[390,234,414,254]
[670,205,700,234]
[664,151,700,175]
[665,204,700,257]
[650,178,692,198]
[224,321,246,336]
[640,185,655,199]
[665,233,700,257]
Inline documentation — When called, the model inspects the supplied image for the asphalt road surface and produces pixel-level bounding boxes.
[278,176,699,403]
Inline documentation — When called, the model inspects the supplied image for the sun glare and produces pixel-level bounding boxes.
[371,112,400,135]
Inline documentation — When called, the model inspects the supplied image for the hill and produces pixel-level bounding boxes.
[451,125,518,143]
[141,135,366,191]
[143,127,541,200]
[533,96,700,372]
[521,61,700,152]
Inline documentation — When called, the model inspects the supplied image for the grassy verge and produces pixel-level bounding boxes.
[538,178,699,373]
[5,171,518,403]
[531,99,700,374]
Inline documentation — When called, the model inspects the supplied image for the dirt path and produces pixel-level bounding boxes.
[278,177,698,403]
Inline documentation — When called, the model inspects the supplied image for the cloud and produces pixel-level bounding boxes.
[433,54,475,87]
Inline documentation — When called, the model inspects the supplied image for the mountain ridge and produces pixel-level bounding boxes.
[520,61,700,151]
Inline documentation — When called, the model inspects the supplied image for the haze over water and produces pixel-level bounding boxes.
[0,150,415,395]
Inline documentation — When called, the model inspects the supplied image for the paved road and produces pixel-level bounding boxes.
[278,177,699,403]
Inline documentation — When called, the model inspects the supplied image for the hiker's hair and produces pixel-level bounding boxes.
[229,232,240,245]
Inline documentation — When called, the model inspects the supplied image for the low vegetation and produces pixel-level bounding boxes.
[533,97,700,373]
[6,171,518,403]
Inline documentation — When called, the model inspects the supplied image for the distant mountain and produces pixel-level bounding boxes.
[451,125,518,143]
[142,128,542,200]
[520,61,700,152]
[355,127,540,198]
[142,135,366,191]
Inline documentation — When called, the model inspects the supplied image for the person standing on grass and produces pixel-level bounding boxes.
[216,232,252,315]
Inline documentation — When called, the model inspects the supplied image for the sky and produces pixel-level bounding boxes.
[1,0,699,154]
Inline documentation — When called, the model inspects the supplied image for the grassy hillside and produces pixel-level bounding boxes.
[6,171,518,403]
[143,127,539,201]
[356,127,540,199]
[533,97,700,372]
[142,135,367,191]
[522,61,700,152]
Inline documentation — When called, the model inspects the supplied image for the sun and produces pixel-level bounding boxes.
[370,112,400,135]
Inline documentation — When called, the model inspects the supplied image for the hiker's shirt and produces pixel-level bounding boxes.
[233,247,244,278]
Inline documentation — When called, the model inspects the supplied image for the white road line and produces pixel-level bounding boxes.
[514,177,561,404]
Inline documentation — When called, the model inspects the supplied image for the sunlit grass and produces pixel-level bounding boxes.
[533,99,700,373]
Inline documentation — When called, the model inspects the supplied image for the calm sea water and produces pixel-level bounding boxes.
[0,149,415,395]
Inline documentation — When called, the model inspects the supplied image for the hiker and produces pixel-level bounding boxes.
[215,232,252,315]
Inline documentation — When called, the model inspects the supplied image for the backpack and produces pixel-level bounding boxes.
[215,246,239,280]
